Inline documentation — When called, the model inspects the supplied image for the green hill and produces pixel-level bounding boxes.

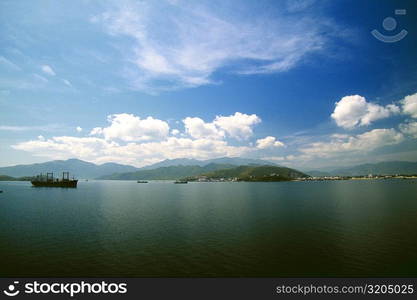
[184,165,308,182]
[0,175,33,181]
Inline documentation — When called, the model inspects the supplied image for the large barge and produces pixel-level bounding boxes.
[31,172,78,188]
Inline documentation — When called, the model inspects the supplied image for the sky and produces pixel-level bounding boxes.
[0,0,417,170]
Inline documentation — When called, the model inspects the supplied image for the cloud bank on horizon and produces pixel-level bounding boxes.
[11,92,417,168]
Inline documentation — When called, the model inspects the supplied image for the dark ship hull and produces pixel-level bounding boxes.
[31,180,78,188]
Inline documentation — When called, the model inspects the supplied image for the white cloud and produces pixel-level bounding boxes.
[41,65,56,76]
[62,79,72,87]
[399,121,417,138]
[263,156,285,161]
[90,127,103,136]
[13,136,116,161]
[213,112,261,140]
[256,136,285,149]
[91,1,334,92]
[401,93,417,118]
[182,112,260,140]
[300,128,404,158]
[171,129,180,135]
[90,113,169,142]
[183,117,224,139]
[331,95,400,129]
[12,135,252,167]
[11,112,270,167]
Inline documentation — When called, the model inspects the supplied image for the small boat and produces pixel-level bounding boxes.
[137,180,148,183]
[174,180,188,184]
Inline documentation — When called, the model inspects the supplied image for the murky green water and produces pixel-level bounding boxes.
[0,179,416,277]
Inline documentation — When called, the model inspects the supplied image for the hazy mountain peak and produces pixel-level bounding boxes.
[140,157,277,170]
[0,158,139,178]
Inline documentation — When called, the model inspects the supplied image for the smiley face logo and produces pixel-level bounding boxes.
[3,281,20,297]
[371,9,408,43]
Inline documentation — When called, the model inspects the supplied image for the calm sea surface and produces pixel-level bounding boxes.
[0,179,416,277]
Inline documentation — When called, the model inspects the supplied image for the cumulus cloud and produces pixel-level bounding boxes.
[399,121,417,138]
[171,129,180,135]
[41,65,56,76]
[300,128,404,158]
[12,135,252,167]
[90,113,169,141]
[91,1,335,92]
[11,112,268,167]
[401,93,417,118]
[331,95,400,129]
[256,136,285,149]
[182,112,260,140]
[183,117,224,139]
[76,126,83,133]
[213,112,261,140]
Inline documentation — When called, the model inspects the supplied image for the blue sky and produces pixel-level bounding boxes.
[1,0,416,169]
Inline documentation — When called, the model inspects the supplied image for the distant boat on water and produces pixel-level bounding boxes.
[174,180,187,184]
[31,172,78,188]
[137,180,148,183]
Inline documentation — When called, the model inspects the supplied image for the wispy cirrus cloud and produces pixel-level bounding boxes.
[0,124,64,132]
[0,56,21,71]
[91,0,341,93]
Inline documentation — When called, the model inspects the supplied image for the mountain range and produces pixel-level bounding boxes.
[0,159,139,178]
[0,157,275,179]
[139,157,277,169]
[1,158,417,179]
[99,163,238,180]
[307,161,417,176]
